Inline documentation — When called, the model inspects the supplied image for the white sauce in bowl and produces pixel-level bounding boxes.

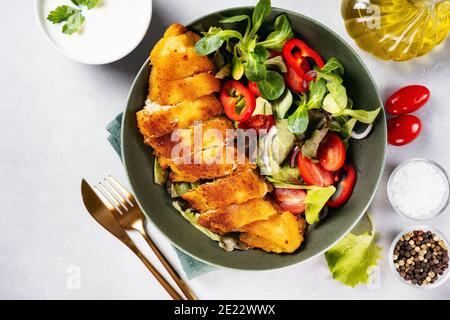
[36,0,152,64]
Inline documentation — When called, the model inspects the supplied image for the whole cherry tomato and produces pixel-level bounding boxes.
[248,81,262,97]
[317,133,346,172]
[388,114,422,146]
[273,188,307,214]
[298,154,333,187]
[385,85,430,115]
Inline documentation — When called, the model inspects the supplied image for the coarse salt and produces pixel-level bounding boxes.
[389,160,449,220]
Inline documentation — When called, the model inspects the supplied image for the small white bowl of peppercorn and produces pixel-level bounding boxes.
[390,227,450,288]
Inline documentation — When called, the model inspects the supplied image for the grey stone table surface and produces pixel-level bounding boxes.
[1,0,449,299]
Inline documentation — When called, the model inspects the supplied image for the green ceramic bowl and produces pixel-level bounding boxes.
[122,7,387,270]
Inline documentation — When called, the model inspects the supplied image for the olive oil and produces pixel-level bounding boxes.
[341,0,450,61]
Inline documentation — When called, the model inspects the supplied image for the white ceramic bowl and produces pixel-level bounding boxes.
[35,0,152,64]
[389,226,450,289]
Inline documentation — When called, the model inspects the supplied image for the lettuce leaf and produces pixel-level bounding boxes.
[315,58,348,115]
[325,214,382,287]
[304,186,336,224]
[343,108,381,124]
[269,164,302,185]
[172,202,221,241]
[264,178,335,225]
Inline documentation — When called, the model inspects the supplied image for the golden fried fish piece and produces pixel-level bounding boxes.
[152,72,220,106]
[198,199,279,235]
[150,25,215,82]
[239,212,306,253]
[181,170,271,212]
[145,117,233,160]
[147,23,220,105]
[136,95,223,139]
[167,145,255,182]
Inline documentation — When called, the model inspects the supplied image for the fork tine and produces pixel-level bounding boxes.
[97,184,124,216]
[107,176,136,205]
[93,186,119,214]
[101,179,129,211]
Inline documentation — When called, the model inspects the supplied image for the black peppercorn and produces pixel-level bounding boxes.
[393,230,449,287]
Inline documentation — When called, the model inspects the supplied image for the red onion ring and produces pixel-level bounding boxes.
[302,79,309,90]
[306,70,317,78]
[351,124,373,140]
[289,146,300,168]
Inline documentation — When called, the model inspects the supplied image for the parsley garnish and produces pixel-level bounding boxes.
[47,0,99,35]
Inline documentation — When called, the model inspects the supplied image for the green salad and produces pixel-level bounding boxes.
[193,0,381,224]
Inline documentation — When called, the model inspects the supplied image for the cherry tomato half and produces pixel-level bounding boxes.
[385,85,430,115]
[220,80,256,122]
[248,81,262,97]
[327,163,357,208]
[273,188,306,214]
[317,133,346,172]
[285,59,311,93]
[388,114,422,146]
[238,114,275,134]
[298,154,333,187]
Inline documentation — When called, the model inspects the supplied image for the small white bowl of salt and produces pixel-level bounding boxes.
[388,159,450,221]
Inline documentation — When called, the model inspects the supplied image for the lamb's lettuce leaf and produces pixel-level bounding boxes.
[272,89,293,119]
[306,78,327,109]
[258,14,294,51]
[256,70,285,100]
[288,96,309,135]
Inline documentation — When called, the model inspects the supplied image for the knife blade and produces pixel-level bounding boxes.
[81,179,134,245]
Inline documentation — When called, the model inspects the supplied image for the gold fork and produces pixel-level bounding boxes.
[94,176,197,300]
[81,179,183,300]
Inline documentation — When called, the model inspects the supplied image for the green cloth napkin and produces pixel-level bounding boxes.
[107,113,216,279]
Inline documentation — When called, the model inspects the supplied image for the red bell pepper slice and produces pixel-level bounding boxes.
[248,81,262,97]
[285,58,311,93]
[220,80,256,122]
[282,39,325,82]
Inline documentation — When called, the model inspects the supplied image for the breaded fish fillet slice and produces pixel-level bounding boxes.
[150,28,215,82]
[198,199,279,235]
[169,161,255,182]
[146,117,233,160]
[181,170,270,212]
[167,145,255,182]
[153,72,220,106]
[239,212,306,254]
[136,95,223,139]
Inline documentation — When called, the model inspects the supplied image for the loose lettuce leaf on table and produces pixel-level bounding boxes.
[325,214,382,287]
